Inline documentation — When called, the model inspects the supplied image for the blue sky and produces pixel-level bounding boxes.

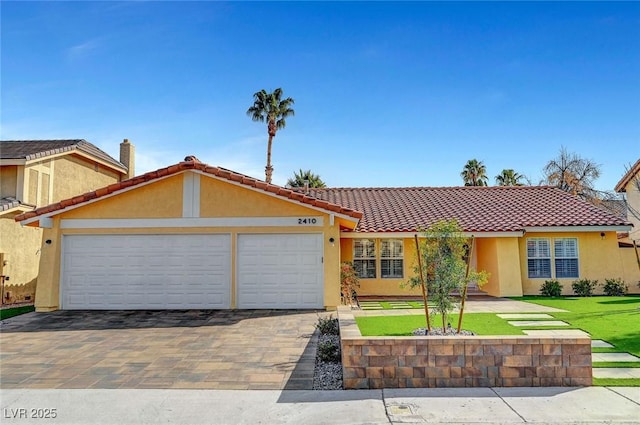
[2,1,639,191]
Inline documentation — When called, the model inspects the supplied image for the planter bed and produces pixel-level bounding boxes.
[337,306,592,389]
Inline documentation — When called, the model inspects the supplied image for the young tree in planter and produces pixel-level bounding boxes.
[407,219,489,333]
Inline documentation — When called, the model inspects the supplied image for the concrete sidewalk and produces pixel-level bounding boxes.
[1,387,638,424]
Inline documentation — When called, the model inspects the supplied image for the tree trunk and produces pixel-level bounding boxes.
[265,132,274,183]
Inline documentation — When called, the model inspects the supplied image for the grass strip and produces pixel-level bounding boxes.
[0,305,35,320]
[514,296,640,357]
[593,378,640,387]
[356,313,524,336]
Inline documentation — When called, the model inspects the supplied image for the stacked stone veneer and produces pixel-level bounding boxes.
[337,307,592,389]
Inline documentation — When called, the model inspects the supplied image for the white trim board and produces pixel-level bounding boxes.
[524,226,631,233]
[60,217,325,229]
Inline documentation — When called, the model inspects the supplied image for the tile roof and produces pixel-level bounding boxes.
[0,139,126,172]
[615,158,640,193]
[0,197,34,214]
[15,159,363,223]
[306,186,631,233]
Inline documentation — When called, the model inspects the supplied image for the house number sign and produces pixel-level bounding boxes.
[297,217,322,225]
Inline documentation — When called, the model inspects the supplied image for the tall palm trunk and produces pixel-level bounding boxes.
[265,119,276,183]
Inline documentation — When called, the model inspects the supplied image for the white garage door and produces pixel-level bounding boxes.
[61,234,231,310]
[237,234,324,309]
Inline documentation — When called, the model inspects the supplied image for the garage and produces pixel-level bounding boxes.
[61,234,231,309]
[237,234,324,309]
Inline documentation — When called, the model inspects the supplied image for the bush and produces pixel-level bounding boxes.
[571,279,599,297]
[602,278,628,296]
[317,339,341,362]
[340,262,360,305]
[316,315,339,335]
[540,279,563,297]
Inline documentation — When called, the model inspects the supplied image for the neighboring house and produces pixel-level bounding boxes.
[0,139,135,303]
[615,158,640,243]
[16,156,637,312]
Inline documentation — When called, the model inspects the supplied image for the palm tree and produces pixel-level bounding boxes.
[247,88,295,183]
[460,159,488,186]
[495,169,525,186]
[287,169,326,188]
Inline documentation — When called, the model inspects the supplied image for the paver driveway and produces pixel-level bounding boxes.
[0,310,324,390]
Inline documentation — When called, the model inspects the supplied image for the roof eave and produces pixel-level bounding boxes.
[615,158,640,193]
[524,225,632,233]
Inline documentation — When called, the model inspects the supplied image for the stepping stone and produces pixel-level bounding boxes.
[592,353,640,362]
[508,320,569,327]
[497,313,553,319]
[591,340,614,348]
[522,329,590,337]
[593,368,640,379]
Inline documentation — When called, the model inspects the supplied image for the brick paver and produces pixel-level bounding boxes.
[0,310,323,390]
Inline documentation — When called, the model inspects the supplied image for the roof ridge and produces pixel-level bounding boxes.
[15,159,363,223]
[312,185,556,190]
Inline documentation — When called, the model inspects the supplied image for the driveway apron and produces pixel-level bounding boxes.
[0,310,323,390]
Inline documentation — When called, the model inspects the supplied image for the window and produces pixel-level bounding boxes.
[353,239,376,278]
[527,238,580,279]
[554,238,579,278]
[381,239,404,278]
[527,239,551,278]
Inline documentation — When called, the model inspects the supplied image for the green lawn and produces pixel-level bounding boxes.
[0,305,35,320]
[512,296,640,357]
[356,313,524,336]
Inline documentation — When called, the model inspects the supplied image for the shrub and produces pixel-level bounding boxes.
[540,279,563,297]
[317,339,341,363]
[571,279,599,297]
[340,262,360,305]
[602,278,628,296]
[316,315,339,335]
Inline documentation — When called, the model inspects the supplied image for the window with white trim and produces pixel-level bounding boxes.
[353,239,376,278]
[381,239,404,278]
[527,238,551,278]
[554,238,579,278]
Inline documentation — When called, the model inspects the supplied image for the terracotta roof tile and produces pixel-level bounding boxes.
[0,139,126,172]
[307,186,630,233]
[15,160,363,223]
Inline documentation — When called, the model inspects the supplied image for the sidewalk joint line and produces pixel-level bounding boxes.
[490,387,527,423]
[604,386,640,407]
[381,388,393,424]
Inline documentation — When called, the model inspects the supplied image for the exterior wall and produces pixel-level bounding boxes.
[34,172,345,311]
[476,238,522,297]
[520,231,626,295]
[63,174,183,219]
[340,237,421,297]
[0,216,43,303]
[3,154,123,305]
[617,247,640,294]
[624,178,640,242]
[339,307,592,389]
[1,166,18,197]
[51,154,121,203]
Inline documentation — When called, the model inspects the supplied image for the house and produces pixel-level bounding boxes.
[0,139,135,303]
[15,157,637,312]
[615,158,640,243]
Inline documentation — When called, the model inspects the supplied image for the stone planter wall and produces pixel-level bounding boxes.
[337,307,592,389]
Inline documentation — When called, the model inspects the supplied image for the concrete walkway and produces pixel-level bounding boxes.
[1,387,638,424]
[355,297,565,316]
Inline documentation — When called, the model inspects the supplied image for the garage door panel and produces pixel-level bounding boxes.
[61,234,231,310]
[237,234,323,309]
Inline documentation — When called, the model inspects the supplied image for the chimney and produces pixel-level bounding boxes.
[119,138,135,180]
